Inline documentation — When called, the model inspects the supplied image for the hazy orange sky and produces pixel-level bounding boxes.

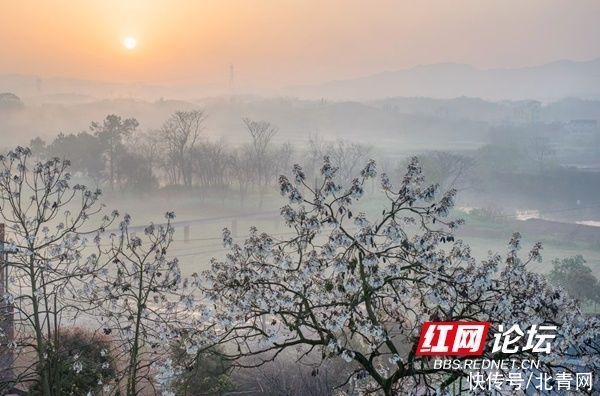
[1,0,599,89]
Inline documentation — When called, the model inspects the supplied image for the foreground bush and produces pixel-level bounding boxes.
[30,328,115,395]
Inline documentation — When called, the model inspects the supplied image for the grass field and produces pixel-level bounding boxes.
[99,189,600,282]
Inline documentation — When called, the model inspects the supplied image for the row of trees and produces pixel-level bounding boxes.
[29,112,378,209]
[0,146,598,395]
[32,111,600,216]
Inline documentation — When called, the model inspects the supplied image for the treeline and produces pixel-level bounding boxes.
[29,111,375,207]
[28,110,600,212]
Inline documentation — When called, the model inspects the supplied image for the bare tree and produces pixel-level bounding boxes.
[193,139,228,192]
[273,142,295,180]
[129,129,162,179]
[243,118,277,208]
[162,110,206,187]
[326,140,372,185]
[405,151,476,192]
[305,137,371,188]
[527,135,556,173]
[305,133,328,190]
[228,146,255,208]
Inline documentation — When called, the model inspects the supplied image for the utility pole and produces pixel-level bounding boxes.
[0,223,14,387]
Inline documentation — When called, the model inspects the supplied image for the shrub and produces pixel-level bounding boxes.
[29,328,115,396]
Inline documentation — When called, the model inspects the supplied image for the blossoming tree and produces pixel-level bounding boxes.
[0,147,117,395]
[203,157,600,395]
[89,212,201,396]
[0,147,205,396]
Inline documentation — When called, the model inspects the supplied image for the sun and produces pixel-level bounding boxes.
[123,36,137,50]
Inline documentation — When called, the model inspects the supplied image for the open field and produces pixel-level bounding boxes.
[100,190,600,279]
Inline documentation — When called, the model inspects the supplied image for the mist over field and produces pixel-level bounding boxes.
[2,59,600,226]
[1,1,599,394]
[3,56,600,310]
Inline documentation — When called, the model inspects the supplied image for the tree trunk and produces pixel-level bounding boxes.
[30,260,52,396]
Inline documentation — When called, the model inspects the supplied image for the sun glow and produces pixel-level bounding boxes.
[123,36,137,50]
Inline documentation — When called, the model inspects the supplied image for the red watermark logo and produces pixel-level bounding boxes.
[416,321,490,356]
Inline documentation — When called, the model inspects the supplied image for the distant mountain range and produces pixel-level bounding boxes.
[1,58,599,103]
[285,58,600,101]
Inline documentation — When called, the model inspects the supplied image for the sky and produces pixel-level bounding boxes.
[1,0,599,89]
